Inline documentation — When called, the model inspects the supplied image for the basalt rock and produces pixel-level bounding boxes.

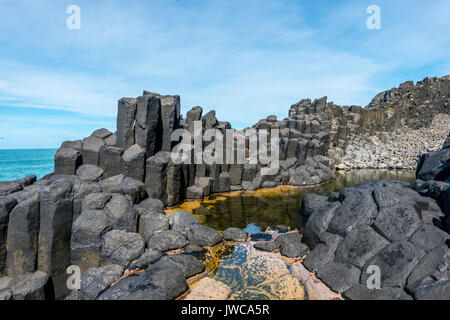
[0,271,53,300]
[101,230,145,268]
[300,179,449,299]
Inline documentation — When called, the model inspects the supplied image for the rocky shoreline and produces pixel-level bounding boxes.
[0,76,449,300]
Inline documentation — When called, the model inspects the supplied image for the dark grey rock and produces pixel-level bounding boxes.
[0,196,17,274]
[328,188,378,237]
[298,193,328,227]
[335,225,389,268]
[416,148,450,182]
[135,95,162,158]
[167,161,183,206]
[37,177,74,299]
[187,224,222,247]
[219,172,231,192]
[168,210,200,236]
[132,262,188,299]
[54,147,82,175]
[222,228,248,242]
[361,241,425,289]
[409,224,450,252]
[317,261,361,293]
[101,230,145,268]
[135,198,164,215]
[104,194,138,232]
[71,209,109,272]
[344,285,412,300]
[116,98,137,149]
[99,145,124,178]
[82,136,105,166]
[61,140,82,151]
[76,164,104,182]
[253,241,279,252]
[100,174,147,204]
[6,194,40,275]
[303,232,343,272]
[129,249,163,270]
[147,230,188,252]
[0,271,52,300]
[300,202,339,248]
[406,245,450,299]
[96,273,167,300]
[373,203,422,242]
[138,211,169,240]
[443,133,450,149]
[145,151,171,205]
[274,232,309,258]
[79,264,124,300]
[122,144,146,182]
[81,193,111,211]
[154,254,205,278]
[92,128,112,139]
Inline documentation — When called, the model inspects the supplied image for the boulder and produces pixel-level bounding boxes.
[0,196,17,274]
[99,145,124,178]
[100,174,147,204]
[6,194,40,275]
[154,254,205,278]
[443,133,450,149]
[168,210,200,236]
[372,203,422,241]
[122,144,146,182]
[219,172,231,192]
[145,152,171,205]
[129,249,163,270]
[253,241,279,252]
[406,245,450,300]
[54,147,82,175]
[135,95,162,158]
[344,285,412,300]
[61,140,82,151]
[335,224,389,268]
[91,128,112,139]
[138,211,169,240]
[316,261,361,293]
[187,224,222,247]
[147,230,188,252]
[222,228,248,242]
[97,275,167,300]
[71,209,110,272]
[416,148,450,182]
[116,98,137,149]
[101,230,145,268]
[82,136,105,166]
[81,193,111,212]
[303,232,343,272]
[274,232,309,258]
[0,271,53,300]
[79,264,124,300]
[37,177,74,299]
[76,164,104,182]
[134,198,164,215]
[360,241,425,289]
[103,194,138,232]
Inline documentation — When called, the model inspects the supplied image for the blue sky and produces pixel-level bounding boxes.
[0,0,449,149]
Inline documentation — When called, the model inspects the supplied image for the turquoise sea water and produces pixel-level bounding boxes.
[0,149,56,181]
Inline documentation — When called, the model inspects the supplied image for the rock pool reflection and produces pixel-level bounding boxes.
[176,170,416,300]
[170,170,416,232]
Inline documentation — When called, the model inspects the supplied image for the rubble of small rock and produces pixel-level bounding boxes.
[0,76,449,300]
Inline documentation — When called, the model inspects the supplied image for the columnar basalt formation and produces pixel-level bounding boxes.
[0,76,449,300]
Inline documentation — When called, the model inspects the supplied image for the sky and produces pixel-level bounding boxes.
[0,0,449,149]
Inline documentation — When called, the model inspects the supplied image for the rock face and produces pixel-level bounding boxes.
[1,78,450,300]
[299,179,450,299]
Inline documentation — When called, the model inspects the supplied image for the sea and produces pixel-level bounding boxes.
[0,149,56,181]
